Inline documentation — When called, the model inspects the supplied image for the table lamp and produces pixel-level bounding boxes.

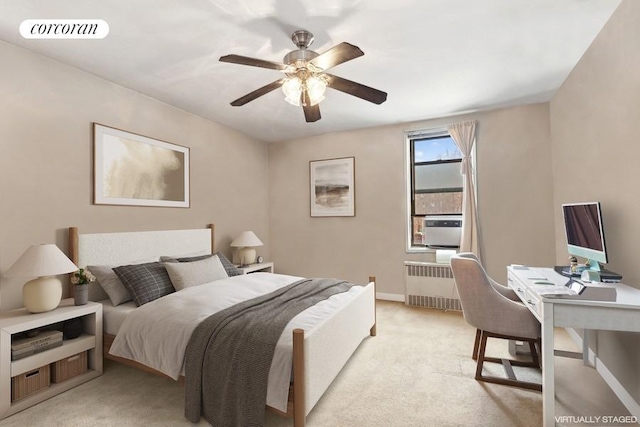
[5,244,78,313]
[230,231,263,266]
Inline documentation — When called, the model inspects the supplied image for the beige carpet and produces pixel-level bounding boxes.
[0,301,631,426]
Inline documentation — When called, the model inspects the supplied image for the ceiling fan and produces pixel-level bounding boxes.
[219,30,387,123]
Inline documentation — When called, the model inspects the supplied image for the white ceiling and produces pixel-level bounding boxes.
[0,0,621,142]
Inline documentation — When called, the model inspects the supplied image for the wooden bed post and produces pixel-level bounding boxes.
[68,227,79,297]
[69,227,79,264]
[292,328,305,427]
[369,276,377,337]
[207,224,215,252]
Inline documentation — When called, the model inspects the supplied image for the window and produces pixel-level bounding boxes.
[406,130,463,250]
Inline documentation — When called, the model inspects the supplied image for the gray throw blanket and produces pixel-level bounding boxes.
[184,278,355,427]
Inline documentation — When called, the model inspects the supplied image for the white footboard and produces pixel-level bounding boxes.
[302,281,375,416]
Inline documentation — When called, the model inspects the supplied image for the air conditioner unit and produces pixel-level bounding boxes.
[424,215,462,248]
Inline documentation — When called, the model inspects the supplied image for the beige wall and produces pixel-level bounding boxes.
[0,41,270,311]
[268,103,555,296]
[550,0,640,402]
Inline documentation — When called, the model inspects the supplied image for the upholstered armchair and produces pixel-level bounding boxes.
[451,253,542,391]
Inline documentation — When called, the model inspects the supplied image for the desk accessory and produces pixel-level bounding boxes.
[563,280,617,301]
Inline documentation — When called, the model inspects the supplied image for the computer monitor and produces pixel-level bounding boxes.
[562,202,607,272]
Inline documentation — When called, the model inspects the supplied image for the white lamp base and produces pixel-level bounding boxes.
[22,276,62,313]
[238,247,257,266]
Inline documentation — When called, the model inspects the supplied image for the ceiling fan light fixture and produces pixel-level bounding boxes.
[306,76,327,106]
[282,77,302,106]
[282,75,327,107]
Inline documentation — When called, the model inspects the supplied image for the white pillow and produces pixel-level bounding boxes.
[87,265,131,306]
[163,254,228,291]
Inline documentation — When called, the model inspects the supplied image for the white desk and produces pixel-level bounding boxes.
[507,266,640,427]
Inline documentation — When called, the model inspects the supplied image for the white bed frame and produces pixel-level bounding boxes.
[68,225,376,427]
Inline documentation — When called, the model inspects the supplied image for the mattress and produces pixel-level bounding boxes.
[100,300,137,335]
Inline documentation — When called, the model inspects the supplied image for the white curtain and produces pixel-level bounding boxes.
[447,120,481,260]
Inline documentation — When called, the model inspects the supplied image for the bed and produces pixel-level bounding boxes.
[67,224,376,427]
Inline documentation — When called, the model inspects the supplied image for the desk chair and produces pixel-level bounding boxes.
[455,253,521,302]
[451,253,542,391]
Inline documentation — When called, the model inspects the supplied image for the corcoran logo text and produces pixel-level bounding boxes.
[20,19,109,39]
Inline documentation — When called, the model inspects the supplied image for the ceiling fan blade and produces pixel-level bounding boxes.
[303,103,321,122]
[325,74,387,105]
[308,42,364,71]
[230,79,285,106]
[302,90,321,122]
[220,54,289,71]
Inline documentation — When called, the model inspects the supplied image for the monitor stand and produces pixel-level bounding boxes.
[554,266,622,282]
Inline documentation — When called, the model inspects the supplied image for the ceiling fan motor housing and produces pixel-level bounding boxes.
[285,30,320,69]
[283,49,319,67]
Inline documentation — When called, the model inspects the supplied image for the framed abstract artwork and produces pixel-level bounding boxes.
[309,157,355,217]
[93,123,190,207]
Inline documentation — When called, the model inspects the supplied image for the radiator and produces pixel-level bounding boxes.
[404,261,461,311]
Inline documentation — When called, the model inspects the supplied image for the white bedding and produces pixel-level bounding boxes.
[109,272,365,412]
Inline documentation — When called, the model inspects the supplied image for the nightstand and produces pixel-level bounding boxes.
[0,299,103,419]
[236,262,274,274]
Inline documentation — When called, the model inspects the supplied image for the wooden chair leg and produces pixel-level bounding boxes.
[472,329,482,361]
[528,339,540,368]
[473,331,542,392]
[475,331,488,380]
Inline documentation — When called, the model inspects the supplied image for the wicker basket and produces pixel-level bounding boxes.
[11,365,50,401]
[51,351,88,383]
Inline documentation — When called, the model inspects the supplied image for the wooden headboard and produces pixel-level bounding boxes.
[68,224,215,301]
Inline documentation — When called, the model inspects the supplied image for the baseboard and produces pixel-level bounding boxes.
[565,328,640,418]
[376,292,404,302]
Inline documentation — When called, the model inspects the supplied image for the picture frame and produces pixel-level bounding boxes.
[93,123,190,207]
[310,157,355,217]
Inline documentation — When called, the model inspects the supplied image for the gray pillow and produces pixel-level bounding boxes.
[87,265,132,306]
[212,252,243,277]
[113,262,174,306]
[163,255,228,291]
[161,252,242,277]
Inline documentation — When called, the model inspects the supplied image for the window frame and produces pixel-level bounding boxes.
[405,128,475,253]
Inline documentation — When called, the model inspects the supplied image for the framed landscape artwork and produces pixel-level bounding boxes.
[93,123,190,207]
[309,157,355,217]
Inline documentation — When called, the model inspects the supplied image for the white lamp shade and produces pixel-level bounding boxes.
[230,231,263,248]
[6,244,78,277]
